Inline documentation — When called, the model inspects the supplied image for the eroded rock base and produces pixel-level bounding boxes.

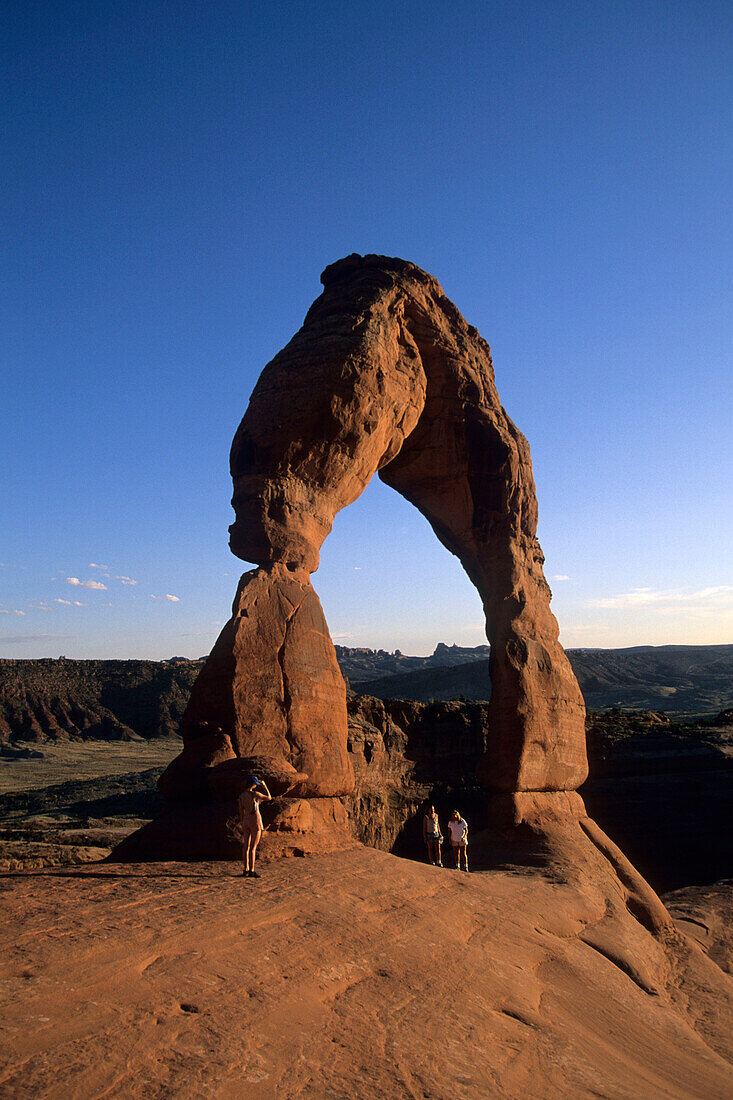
[113,795,354,862]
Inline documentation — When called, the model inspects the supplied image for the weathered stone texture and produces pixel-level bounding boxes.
[179,565,353,800]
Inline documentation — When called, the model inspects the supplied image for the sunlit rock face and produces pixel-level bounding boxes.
[176,565,353,800]
[153,253,587,850]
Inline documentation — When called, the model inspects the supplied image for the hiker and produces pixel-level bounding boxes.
[447,809,469,871]
[422,803,443,866]
[238,775,272,877]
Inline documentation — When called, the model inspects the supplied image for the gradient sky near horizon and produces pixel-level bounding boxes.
[2,1,731,660]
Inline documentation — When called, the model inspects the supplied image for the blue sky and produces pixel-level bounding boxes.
[1,1,731,659]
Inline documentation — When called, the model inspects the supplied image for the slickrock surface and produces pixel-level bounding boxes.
[2,838,732,1099]
[666,879,733,976]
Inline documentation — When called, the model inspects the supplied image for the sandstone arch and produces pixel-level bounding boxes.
[159,254,587,842]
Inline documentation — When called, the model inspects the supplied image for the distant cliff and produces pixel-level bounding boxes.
[335,642,491,682]
[0,658,203,743]
[1,643,731,744]
[340,643,733,717]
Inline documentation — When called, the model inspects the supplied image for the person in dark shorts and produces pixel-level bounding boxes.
[422,803,443,866]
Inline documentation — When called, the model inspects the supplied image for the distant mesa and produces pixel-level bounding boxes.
[335,643,733,716]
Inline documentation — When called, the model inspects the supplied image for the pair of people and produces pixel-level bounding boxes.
[422,805,469,871]
[238,774,272,877]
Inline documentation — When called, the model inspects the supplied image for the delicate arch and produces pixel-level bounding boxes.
[218,254,587,799]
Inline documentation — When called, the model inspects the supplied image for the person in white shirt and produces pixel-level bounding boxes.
[447,809,469,871]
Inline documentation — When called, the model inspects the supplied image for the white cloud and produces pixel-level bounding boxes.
[0,609,9,615]
[553,574,570,581]
[54,598,72,605]
[14,610,25,616]
[588,585,733,611]
[116,576,137,585]
[89,563,109,570]
[66,577,107,590]
[690,585,733,600]
[151,594,180,602]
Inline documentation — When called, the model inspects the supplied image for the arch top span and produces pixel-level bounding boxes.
[230,253,504,576]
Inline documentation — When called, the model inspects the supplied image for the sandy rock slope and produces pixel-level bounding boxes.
[2,835,732,1099]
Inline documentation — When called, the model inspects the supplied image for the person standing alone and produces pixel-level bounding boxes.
[238,775,271,877]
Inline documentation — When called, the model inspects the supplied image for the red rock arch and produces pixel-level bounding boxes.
[165,255,586,837]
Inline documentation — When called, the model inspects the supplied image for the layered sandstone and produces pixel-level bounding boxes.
[171,566,353,800]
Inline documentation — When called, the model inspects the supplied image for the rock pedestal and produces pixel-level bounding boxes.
[174,565,353,799]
